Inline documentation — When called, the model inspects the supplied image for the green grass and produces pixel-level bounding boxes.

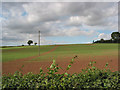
[1,46,25,50]
[32,43,118,62]
[2,45,55,62]
[2,44,118,62]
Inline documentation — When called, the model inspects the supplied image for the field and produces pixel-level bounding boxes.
[2,44,118,75]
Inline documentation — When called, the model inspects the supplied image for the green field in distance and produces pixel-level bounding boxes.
[2,44,118,62]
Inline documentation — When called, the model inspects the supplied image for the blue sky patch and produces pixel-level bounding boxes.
[21,11,28,16]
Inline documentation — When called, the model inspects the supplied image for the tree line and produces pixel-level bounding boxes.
[93,32,120,43]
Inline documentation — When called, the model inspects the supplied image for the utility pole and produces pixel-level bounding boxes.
[38,31,40,56]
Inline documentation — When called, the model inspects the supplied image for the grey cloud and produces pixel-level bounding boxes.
[1,2,118,45]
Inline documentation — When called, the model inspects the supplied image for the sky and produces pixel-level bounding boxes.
[0,2,118,46]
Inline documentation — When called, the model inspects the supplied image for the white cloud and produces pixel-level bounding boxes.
[1,2,118,45]
[66,16,86,26]
[97,33,111,40]
[62,27,96,36]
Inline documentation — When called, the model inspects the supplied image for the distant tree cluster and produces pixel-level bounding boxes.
[93,32,120,43]
[27,40,37,46]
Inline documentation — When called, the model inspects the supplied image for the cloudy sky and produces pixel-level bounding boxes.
[1,2,118,46]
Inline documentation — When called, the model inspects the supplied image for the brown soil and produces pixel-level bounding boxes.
[2,45,58,74]
[2,54,118,75]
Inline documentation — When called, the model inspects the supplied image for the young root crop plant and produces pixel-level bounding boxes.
[2,57,120,89]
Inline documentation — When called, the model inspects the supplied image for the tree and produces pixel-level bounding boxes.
[34,42,37,45]
[94,32,120,43]
[27,40,33,46]
[111,32,120,40]
[22,45,24,46]
[100,38,104,43]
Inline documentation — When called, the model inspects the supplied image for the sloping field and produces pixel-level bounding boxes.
[2,44,118,74]
[2,45,56,62]
[30,43,118,62]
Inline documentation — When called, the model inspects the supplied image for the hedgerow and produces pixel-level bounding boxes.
[2,58,120,89]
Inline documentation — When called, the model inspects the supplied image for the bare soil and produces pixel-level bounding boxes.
[2,54,118,75]
[2,45,118,75]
